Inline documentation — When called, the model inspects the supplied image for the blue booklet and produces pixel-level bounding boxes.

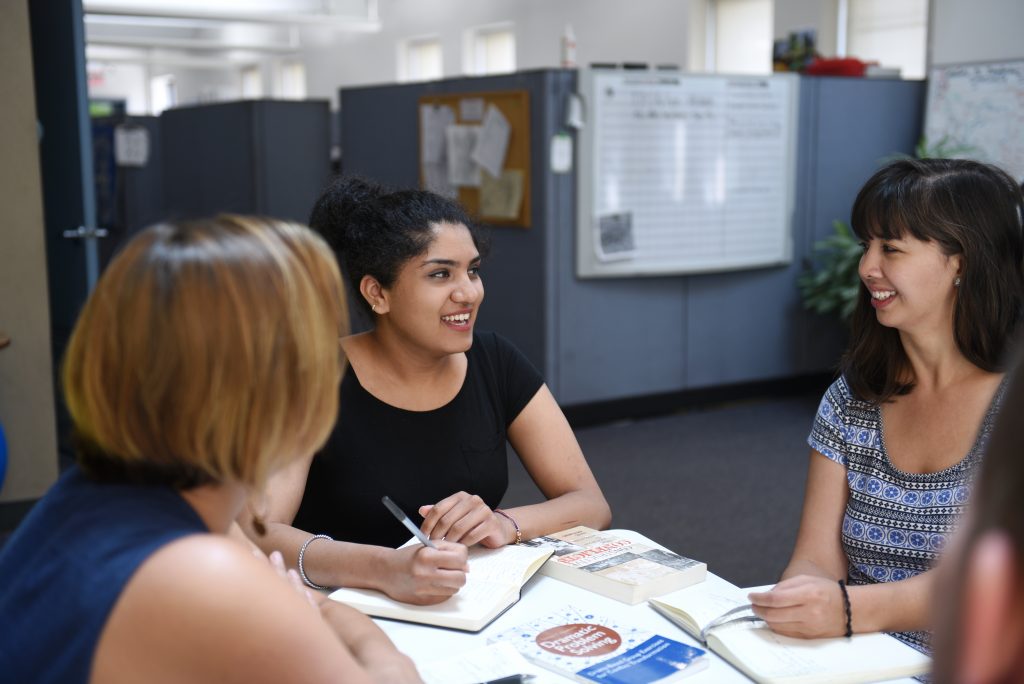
[489,605,708,683]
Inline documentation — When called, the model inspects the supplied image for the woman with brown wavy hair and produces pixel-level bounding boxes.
[0,216,419,683]
[749,159,1024,653]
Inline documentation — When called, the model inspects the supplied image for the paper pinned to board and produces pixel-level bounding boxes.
[480,169,524,220]
[471,104,511,178]
[459,97,486,122]
[422,162,458,199]
[420,104,455,165]
[446,125,482,187]
[114,126,150,166]
[595,212,636,261]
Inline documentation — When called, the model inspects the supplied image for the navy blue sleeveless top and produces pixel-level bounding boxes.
[0,466,207,683]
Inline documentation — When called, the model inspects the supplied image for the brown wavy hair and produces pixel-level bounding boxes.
[62,215,348,489]
[841,158,1024,403]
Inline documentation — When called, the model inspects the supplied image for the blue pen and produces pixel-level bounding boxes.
[477,676,535,684]
[382,495,437,549]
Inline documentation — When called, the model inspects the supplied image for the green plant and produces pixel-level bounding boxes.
[880,135,978,165]
[798,219,862,322]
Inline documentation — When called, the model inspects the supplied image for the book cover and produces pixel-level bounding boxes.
[490,605,707,683]
[522,527,706,604]
[328,543,553,632]
[649,581,931,684]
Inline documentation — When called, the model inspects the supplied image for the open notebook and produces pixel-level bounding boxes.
[649,581,931,684]
[328,542,553,632]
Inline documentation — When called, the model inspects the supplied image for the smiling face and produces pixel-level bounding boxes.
[859,235,962,338]
[381,221,483,355]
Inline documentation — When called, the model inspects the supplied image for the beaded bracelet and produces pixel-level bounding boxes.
[298,534,333,590]
[838,579,853,638]
[493,508,522,545]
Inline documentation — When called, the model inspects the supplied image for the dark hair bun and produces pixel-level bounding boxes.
[309,175,387,254]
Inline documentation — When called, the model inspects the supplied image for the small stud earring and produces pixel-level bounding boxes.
[954,277,961,288]
[371,304,379,314]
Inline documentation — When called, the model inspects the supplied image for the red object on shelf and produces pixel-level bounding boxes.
[804,57,868,77]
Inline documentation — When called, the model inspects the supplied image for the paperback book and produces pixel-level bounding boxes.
[490,605,708,683]
[648,580,931,684]
[521,527,706,604]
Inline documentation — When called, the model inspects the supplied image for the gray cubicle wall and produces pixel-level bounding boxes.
[161,99,331,223]
[339,71,925,406]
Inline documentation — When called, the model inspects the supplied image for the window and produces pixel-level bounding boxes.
[464,23,515,76]
[398,36,443,83]
[711,0,773,74]
[241,65,263,99]
[841,0,928,79]
[279,61,307,99]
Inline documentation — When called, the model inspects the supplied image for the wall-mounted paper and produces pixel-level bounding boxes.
[114,126,150,166]
[446,125,482,187]
[479,169,524,220]
[420,104,455,165]
[459,98,485,122]
[550,133,573,174]
[471,104,511,178]
[423,162,458,199]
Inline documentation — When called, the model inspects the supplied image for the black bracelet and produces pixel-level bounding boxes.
[837,579,853,638]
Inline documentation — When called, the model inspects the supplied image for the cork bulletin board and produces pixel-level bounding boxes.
[418,89,531,228]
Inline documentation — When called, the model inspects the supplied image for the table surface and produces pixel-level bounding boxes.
[372,530,923,683]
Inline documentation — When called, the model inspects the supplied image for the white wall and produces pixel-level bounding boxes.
[87,0,1024,112]
[772,0,838,57]
[302,0,693,108]
[1,1,59,501]
[172,66,243,107]
[929,0,1024,65]
[88,62,149,114]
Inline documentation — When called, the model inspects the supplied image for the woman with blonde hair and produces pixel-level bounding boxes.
[0,216,420,683]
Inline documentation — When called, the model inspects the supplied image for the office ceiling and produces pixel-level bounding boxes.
[83,0,380,65]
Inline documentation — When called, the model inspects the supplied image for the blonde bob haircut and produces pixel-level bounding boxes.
[62,215,348,490]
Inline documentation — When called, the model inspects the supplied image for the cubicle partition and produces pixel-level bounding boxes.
[339,70,924,408]
[161,99,331,224]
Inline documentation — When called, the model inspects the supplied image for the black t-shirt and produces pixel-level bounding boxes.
[293,331,544,548]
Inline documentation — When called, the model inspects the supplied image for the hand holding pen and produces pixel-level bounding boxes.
[381,496,470,605]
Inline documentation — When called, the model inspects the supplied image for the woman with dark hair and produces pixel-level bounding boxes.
[932,343,1024,684]
[244,177,611,605]
[749,159,1024,651]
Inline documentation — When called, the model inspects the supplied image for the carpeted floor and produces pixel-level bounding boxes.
[502,391,822,588]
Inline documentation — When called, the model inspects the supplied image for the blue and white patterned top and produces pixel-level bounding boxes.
[808,374,1006,653]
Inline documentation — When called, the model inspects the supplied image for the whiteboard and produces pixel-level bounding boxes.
[576,70,799,278]
[925,60,1024,183]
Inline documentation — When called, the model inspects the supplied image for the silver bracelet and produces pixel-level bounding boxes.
[297,534,333,590]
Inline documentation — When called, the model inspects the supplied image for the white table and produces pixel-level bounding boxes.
[377,569,753,683]
[372,530,921,683]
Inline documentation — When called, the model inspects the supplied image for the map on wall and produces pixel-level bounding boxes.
[925,60,1024,183]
